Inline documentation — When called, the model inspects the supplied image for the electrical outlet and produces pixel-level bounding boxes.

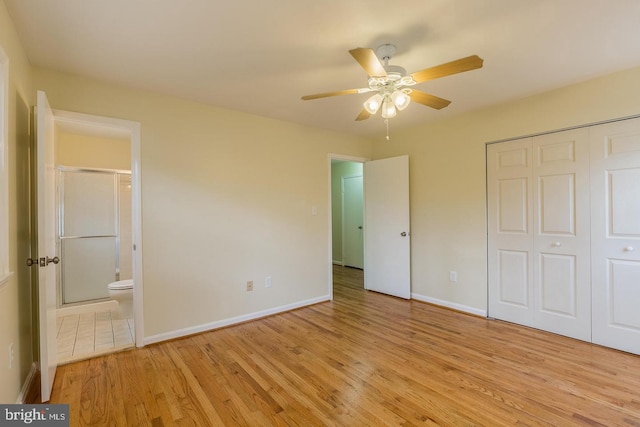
[9,343,14,369]
[246,281,254,291]
[265,276,272,288]
[449,271,458,282]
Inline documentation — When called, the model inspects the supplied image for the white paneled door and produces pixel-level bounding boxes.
[343,175,364,269]
[364,155,411,299]
[487,139,534,327]
[532,129,590,341]
[36,91,58,402]
[590,118,640,355]
[488,129,591,341]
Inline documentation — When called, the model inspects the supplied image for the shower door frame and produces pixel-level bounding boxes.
[57,166,132,306]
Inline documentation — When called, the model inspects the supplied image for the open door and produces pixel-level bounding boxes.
[35,91,58,402]
[364,155,411,299]
[343,175,364,269]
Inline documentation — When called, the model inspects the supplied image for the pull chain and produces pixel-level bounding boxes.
[385,119,390,140]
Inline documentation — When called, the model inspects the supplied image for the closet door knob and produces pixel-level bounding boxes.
[552,242,562,247]
[624,246,635,252]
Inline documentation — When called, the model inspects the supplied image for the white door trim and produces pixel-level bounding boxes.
[52,109,144,347]
[327,154,369,301]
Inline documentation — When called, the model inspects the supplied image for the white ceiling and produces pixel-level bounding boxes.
[6,0,640,138]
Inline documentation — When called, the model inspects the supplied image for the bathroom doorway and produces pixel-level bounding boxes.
[52,114,141,363]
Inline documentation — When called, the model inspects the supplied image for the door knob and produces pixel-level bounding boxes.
[552,242,562,247]
[400,232,407,237]
[624,246,635,252]
[39,256,60,267]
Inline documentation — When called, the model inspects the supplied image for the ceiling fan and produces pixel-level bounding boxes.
[301,44,484,121]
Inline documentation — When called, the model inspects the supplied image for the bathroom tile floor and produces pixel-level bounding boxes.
[56,303,135,364]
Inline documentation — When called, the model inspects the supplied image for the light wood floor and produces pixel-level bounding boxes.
[48,266,640,426]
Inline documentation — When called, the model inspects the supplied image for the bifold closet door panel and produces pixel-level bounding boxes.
[487,138,535,327]
[532,129,591,341]
[590,118,640,355]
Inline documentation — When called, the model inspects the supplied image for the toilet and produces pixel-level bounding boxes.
[107,279,133,302]
[108,279,134,317]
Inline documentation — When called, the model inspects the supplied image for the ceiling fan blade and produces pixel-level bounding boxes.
[355,109,371,121]
[409,90,451,110]
[349,48,387,78]
[301,88,371,100]
[410,55,484,84]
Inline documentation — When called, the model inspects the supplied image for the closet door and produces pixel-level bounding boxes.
[590,118,640,355]
[488,139,534,326]
[532,129,591,341]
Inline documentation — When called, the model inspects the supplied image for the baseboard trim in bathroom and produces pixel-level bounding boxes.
[56,299,118,317]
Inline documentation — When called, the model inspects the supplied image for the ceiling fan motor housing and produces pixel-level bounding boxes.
[376,43,397,61]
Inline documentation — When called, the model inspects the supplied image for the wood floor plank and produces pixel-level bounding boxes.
[48,265,640,426]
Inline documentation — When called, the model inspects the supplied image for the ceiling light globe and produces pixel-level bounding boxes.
[381,98,397,118]
[391,90,411,111]
[364,94,383,114]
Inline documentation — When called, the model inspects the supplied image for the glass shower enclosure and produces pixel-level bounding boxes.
[58,168,132,305]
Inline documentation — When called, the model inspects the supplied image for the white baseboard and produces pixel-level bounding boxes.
[332,260,344,266]
[16,362,38,404]
[411,293,487,317]
[144,295,331,346]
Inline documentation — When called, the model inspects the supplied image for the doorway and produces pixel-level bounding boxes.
[56,167,134,363]
[328,154,412,301]
[50,111,142,363]
[330,157,365,295]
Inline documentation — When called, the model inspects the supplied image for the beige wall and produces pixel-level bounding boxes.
[0,0,34,403]
[33,67,373,338]
[372,65,640,313]
[330,161,363,264]
[57,132,131,170]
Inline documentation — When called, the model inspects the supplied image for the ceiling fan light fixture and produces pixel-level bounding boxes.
[364,93,383,114]
[301,46,484,129]
[381,97,397,118]
[400,75,416,86]
[391,90,411,111]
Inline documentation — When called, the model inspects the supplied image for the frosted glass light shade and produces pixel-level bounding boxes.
[364,93,383,114]
[381,98,397,118]
[391,90,410,111]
